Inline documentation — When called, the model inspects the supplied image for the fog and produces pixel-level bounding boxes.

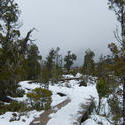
[17,0,120,66]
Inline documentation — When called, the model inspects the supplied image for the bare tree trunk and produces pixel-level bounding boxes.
[121,9,125,53]
[97,97,101,115]
[123,77,125,125]
[121,6,125,125]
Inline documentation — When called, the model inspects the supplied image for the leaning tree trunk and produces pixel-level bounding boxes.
[121,7,125,53]
[121,6,125,125]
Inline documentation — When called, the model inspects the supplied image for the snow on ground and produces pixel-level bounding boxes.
[81,100,111,125]
[0,74,100,125]
[75,73,82,78]
[18,81,41,93]
[8,81,42,102]
[47,79,98,125]
[51,93,67,107]
[0,110,43,125]
[99,98,111,116]
[81,119,98,125]
[88,114,111,125]
[0,81,44,125]
[62,74,74,79]
[62,73,82,79]
[82,113,112,125]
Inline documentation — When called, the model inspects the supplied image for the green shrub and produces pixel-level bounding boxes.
[0,102,6,115]
[11,89,25,98]
[96,77,111,98]
[17,89,25,97]
[27,88,52,111]
[51,66,62,84]
[108,97,122,124]
[40,67,50,84]
[7,101,27,112]
[0,101,28,115]
[96,77,111,114]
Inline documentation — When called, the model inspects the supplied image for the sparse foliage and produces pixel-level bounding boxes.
[64,51,77,72]
[82,49,95,75]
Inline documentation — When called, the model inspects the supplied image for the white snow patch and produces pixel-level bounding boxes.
[62,74,74,79]
[75,73,82,78]
[18,81,42,93]
[81,119,98,125]
[0,110,43,125]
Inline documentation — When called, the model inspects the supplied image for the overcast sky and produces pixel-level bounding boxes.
[17,0,119,66]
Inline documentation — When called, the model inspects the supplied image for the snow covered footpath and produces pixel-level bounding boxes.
[47,79,99,125]
[0,74,99,125]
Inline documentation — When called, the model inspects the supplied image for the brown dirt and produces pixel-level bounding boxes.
[29,98,71,125]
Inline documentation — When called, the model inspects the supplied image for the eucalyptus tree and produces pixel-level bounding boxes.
[82,49,95,75]
[26,44,42,80]
[108,0,125,123]
[0,0,21,101]
[64,51,77,72]
[0,0,37,101]
[46,48,56,76]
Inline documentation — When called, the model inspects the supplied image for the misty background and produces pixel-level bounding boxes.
[17,0,120,66]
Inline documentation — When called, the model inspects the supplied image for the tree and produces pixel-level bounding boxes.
[0,0,40,102]
[64,51,77,72]
[108,0,125,123]
[45,48,56,78]
[26,44,42,80]
[0,0,22,101]
[82,49,95,75]
[41,47,63,84]
[0,0,20,50]
[108,0,125,52]
[52,47,63,82]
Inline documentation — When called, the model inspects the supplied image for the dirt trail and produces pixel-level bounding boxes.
[29,98,71,125]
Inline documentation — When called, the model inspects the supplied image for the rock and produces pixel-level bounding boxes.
[10,113,20,122]
[57,92,66,97]
[12,113,17,117]
[79,80,87,87]
[22,119,26,122]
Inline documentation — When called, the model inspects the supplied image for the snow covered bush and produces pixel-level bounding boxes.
[96,77,111,114]
[27,88,52,111]
[97,78,110,98]
[0,101,27,115]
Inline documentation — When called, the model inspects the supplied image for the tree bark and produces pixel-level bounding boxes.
[121,6,125,55]
[123,77,125,125]
[121,6,125,125]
